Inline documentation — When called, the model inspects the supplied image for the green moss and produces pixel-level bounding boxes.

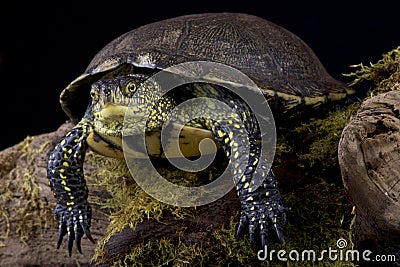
[103,181,353,266]
[109,237,207,267]
[210,182,354,266]
[90,97,362,265]
[212,215,255,265]
[0,137,54,246]
[281,103,360,169]
[276,45,400,173]
[345,46,400,94]
[91,153,354,266]
[93,45,400,265]
[89,153,198,263]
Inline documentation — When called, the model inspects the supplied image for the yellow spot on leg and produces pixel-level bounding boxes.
[217,130,225,137]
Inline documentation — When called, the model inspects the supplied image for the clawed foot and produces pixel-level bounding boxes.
[54,203,95,256]
[236,196,287,249]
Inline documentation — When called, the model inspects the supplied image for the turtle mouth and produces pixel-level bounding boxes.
[92,130,123,151]
[90,125,157,159]
[93,103,150,137]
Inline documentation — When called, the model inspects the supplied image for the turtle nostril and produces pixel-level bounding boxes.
[90,90,98,102]
[103,88,111,97]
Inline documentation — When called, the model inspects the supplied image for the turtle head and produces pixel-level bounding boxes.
[89,73,175,135]
[90,74,158,114]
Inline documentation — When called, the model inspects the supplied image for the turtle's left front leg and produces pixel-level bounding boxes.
[235,155,287,247]
[47,120,95,255]
[212,121,287,248]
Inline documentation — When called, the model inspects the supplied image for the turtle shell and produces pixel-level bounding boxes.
[61,13,354,122]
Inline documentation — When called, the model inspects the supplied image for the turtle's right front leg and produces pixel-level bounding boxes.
[47,121,95,256]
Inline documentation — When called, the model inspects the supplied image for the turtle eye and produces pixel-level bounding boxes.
[90,84,100,101]
[126,82,137,95]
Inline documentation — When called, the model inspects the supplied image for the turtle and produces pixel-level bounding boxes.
[47,13,354,255]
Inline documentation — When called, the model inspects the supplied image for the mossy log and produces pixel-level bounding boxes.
[0,123,110,266]
[0,123,241,266]
[1,120,353,266]
[338,91,400,257]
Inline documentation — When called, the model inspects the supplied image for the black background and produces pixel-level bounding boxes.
[0,1,398,150]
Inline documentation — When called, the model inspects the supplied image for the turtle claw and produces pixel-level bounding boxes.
[67,232,74,256]
[237,194,287,249]
[82,223,95,244]
[249,232,256,246]
[260,220,268,248]
[274,223,285,246]
[56,223,67,249]
[54,203,93,256]
[235,212,248,238]
[249,222,257,246]
[260,232,267,249]
[75,229,82,254]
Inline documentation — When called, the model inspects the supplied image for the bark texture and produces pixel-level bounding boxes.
[0,123,111,266]
[0,123,241,266]
[339,91,400,260]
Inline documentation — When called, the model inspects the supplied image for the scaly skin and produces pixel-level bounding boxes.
[47,118,94,255]
[48,75,287,255]
[177,84,287,247]
[209,107,287,248]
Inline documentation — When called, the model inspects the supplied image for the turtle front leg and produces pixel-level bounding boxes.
[235,158,287,247]
[212,122,287,248]
[47,121,95,256]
